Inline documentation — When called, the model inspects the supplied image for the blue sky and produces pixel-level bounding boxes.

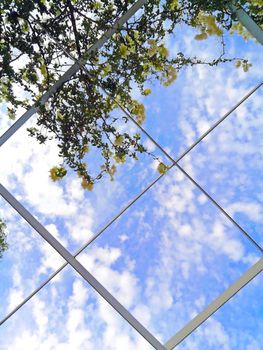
[0,8,262,350]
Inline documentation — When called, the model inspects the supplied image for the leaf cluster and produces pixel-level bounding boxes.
[0,0,246,187]
[0,0,257,258]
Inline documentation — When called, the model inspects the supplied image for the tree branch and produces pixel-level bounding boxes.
[67,0,81,58]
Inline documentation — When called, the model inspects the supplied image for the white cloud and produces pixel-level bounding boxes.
[0,20,261,350]
[227,201,263,222]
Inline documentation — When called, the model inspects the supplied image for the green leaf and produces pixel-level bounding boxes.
[120,44,129,59]
[142,88,152,96]
[81,178,94,191]
[157,162,169,174]
[158,44,169,58]
[40,63,47,78]
[7,108,16,120]
[49,166,67,181]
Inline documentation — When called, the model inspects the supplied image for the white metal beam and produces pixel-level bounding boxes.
[0,171,167,326]
[0,183,166,350]
[0,0,147,148]
[165,258,263,349]
[229,2,263,45]
[0,3,262,348]
[1,80,262,326]
[36,22,263,252]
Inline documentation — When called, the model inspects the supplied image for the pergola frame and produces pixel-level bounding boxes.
[0,1,262,348]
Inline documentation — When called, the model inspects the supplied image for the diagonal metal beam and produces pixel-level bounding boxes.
[228,2,263,45]
[1,80,262,326]
[0,3,261,344]
[105,82,263,251]
[0,183,166,350]
[104,78,263,252]
[31,15,263,169]
[0,170,168,326]
[175,163,262,252]
[164,258,263,349]
[0,0,147,148]
[33,20,263,252]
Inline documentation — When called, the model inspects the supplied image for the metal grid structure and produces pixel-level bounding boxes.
[0,1,262,348]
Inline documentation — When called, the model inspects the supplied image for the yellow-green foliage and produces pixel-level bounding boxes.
[120,44,129,59]
[235,59,252,72]
[230,22,253,41]
[194,14,223,41]
[49,166,67,181]
[157,162,169,174]
[142,88,152,96]
[1,0,257,195]
[81,178,94,191]
[131,101,146,124]
[114,135,124,146]
[114,154,126,164]
[107,164,117,181]
[161,65,177,87]
[230,0,263,40]
[168,0,178,11]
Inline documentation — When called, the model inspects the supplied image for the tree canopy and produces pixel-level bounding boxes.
[0,0,261,256]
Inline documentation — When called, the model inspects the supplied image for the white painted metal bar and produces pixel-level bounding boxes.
[35,21,263,252]
[0,170,168,326]
[176,80,263,161]
[34,17,263,168]
[175,163,262,252]
[0,183,166,350]
[1,79,262,326]
[0,0,147,148]
[0,3,261,348]
[111,80,263,252]
[165,258,263,349]
[229,2,263,45]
